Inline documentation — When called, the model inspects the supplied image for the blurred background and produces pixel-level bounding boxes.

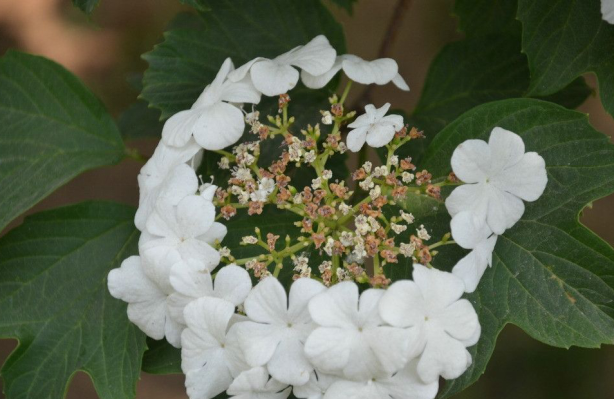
[0,0,612,398]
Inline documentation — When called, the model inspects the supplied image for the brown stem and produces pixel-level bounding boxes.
[351,0,412,110]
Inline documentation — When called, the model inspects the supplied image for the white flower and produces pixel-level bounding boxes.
[346,103,404,152]
[227,367,291,399]
[182,297,250,399]
[601,0,614,24]
[301,54,409,91]
[450,212,497,293]
[162,57,261,150]
[323,360,438,399]
[293,372,339,399]
[108,256,183,347]
[304,282,410,380]
[379,264,481,383]
[236,277,326,385]
[168,262,252,325]
[445,127,548,235]
[135,144,201,230]
[228,35,336,96]
[141,193,224,277]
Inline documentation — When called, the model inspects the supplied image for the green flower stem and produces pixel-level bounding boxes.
[428,240,457,250]
[339,81,353,105]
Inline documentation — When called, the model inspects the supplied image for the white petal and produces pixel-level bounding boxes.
[381,359,439,399]
[178,238,221,270]
[452,235,497,293]
[165,316,184,348]
[324,380,384,399]
[244,277,288,324]
[487,127,525,174]
[185,358,232,399]
[199,221,228,245]
[450,139,491,183]
[433,299,480,344]
[161,110,200,148]
[417,328,472,382]
[220,76,262,105]
[168,259,213,323]
[379,280,425,328]
[251,60,300,96]
[176,195,216,238]
[193,102,245,150]
[183,297,234,348]
[357,288,384,327]
[365,123,396,148]
[227,57,266,82]
[412,264,465,310]
[491,152,547,201]
[342,57,398,85]
[214,264,252,306]
[139,239,180,292]
[346,126,369,152]
[228,367,291,398]
[287,278,326,323]
[308,281,358,328]
[293,372,339,399]
[485,186,525,234]
[267,336,313,385]
[392,73,410,91]
[157,163,200,207]
[237,322,284,367]
[445,183,490,220]
[602,0,614,24]
[362,326,410,375]
[300,56,343,89]
[108,256,168,340]
[279,35,336,76]
[450,211,492,249]
[304,327,354,375]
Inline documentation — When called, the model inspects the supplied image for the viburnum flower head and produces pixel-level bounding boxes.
[108,256,184,346]
[236,277,326,386]
[302,54,409,91]
[162,57,261,150]
[445,127,548,235]
[346,103,404,152]
[168,263,252,325]
[379,264,481,383]
[304,282,410,380]
[450,211,497,293]
[228,35,336,96]
[182,297,250,399]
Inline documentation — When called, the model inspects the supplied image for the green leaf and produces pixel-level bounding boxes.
[329,0,358,14]
[142,339,182,374]
[141,0,346,119]
[118,100,164,140]
[410,98,613,397]
[0,51,125,231]
[0,201,145,399]
[72,0,100,14]
[517,0,614,115]
[401,34,590,162]
[454,0,520,37]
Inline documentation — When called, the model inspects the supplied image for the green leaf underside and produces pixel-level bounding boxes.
[402,33,591,163]
[0,201,145,399]
[518,0,614,115]
[72,0,100,14]
[141,0,346,119]
[402,99,613,397]
[0,51,125,232]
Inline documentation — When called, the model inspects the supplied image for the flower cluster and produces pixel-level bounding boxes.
[108,35,548,399]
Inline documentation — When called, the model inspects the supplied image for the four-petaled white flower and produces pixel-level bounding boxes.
[323,360,438,399]
[108,256,183,347]
[135,144,201,230]
[168,262,252,325]
[228,35,336,96]
[304,282,410,380]
[237,277,325,386]
[450,211,497,293]
[379,264,480,383]
[182,297,250,399]
[227,367,291,399]
[346,103,404,152]
[302,54,409,91]
[446,127,547,235]
[141,193,224,276]
[162,57,261,150]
